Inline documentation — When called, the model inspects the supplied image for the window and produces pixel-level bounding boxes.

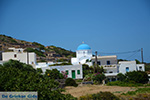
[107,61,110,65]
[18,50,21,53]
[77,70,80,75]
[97,61,101,65]
[14,54,17,58]
[126,67,129,72]
[66,70,68,75]
[109,71,113,73]
[139,66,142,71]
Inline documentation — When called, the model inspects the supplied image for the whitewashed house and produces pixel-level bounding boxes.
[41,65,83,79]
[119,61,145,74]
[2,48,36,67]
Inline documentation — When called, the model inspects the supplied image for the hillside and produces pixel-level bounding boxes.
[0,34,75,62]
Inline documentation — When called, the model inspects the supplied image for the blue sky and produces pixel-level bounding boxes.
[0,0,150,63]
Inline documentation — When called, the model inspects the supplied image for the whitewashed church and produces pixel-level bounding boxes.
[71,43,92,65]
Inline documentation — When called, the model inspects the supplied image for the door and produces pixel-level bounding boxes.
[72,70,76,79]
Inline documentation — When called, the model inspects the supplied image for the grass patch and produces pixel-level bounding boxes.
[75,79,82,83]
[79,91,119,100]
[107,81,143,87]
[122,88,150,95]
[113,91,122,93]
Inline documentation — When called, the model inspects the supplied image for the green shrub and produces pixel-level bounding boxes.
[25,47,45,57]
[82,64,93,77]
[36,68,43,73]
[49,62,72,66]
[65,78,78,87]
[0,60,76,99]
[84,73,106,84]
[107,81,143,87]
[84,74,93,81]
[122,88,150,95]
[117,73,126,81]
[45,69,64,79]
[80,91,120,100]
[92,73,106,84]
[125,71,148,84]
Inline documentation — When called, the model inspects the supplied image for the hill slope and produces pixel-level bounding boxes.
[0,34,75,61]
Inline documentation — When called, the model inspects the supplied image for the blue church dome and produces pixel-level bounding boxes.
[77,44,91,50]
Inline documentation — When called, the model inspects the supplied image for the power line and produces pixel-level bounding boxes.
[125,51,139,60]
[92,49,141,55]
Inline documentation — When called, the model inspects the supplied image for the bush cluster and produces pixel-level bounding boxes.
[117,71,148,84]
[79,91,120,100]
[107,71,149,87]
[84,73,106,84]
[107,81,143,87]
[125,71,148,84]
[92,73,106,84]
[45,68,64,79]
[82,64,105,78]
[65,78,78,87]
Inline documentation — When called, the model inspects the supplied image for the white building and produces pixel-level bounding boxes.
[40,65,83,79]
[92,58,145,81]
[71,43,92,65]
[36,62,83,79]
[119,61,145,74]
[91,55,118,66]
[2,48,36,67]
[71,43,145,81]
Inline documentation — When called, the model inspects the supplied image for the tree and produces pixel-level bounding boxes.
[36,68,43,73]
[117,73,126,81]
[135,59,141,64]
[0,60,77,100]
[125,71,148,84]
[96,66,104,73]
[45,69,64,79]
[92,73,106,84]
[82,64,93,77]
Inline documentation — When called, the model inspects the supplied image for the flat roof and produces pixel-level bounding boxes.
[119,61,136,63]
[91,55,117,59]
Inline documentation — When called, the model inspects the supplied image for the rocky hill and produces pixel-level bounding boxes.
[0,34,75,62]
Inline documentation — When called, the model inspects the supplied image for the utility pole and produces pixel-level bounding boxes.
[94,51,97,73]
[141,48,143,63]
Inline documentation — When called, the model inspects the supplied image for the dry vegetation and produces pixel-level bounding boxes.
[64,85,136,98]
